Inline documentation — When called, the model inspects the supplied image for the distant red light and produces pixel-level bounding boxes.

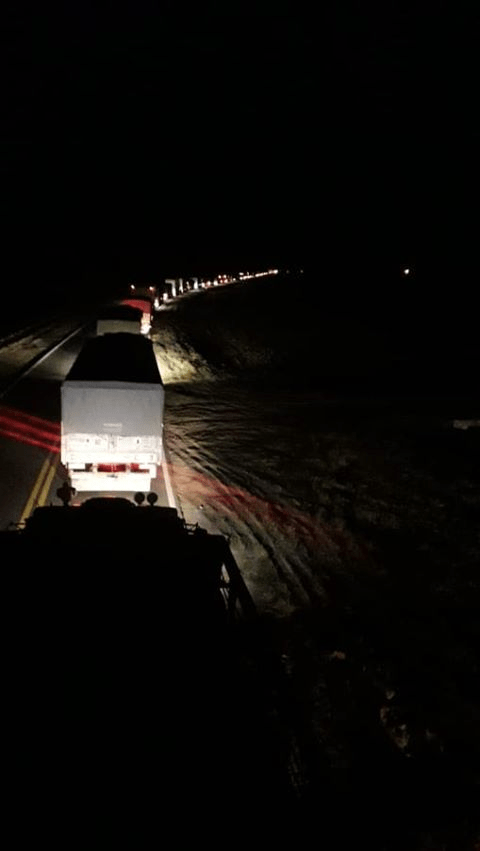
[121,298,152,313]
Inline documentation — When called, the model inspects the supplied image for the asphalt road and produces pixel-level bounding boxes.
[0,319,171,530]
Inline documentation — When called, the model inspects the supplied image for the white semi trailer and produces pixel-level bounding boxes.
[61,333,164,492]
[96,304,143,336]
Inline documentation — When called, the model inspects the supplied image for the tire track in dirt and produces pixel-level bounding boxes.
[164,396,351,612]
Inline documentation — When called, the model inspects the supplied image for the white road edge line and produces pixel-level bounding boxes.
[161,443,177,511]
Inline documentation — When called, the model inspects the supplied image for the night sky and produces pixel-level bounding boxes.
[3,2,478,294]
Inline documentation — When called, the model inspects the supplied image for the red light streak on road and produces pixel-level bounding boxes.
[0,406,60,453]
[166,459,375,568]
[164,460,350,554]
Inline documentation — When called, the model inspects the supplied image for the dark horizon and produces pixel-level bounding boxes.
[2,2,478,302]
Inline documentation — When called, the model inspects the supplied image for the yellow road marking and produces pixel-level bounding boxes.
[37,455,59,507]
[19,452,58,524]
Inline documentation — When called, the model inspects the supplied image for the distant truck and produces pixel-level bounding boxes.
[120,297,153,335]
[96,305,143,336]
[127,284,156,303]
[61,333,164,492]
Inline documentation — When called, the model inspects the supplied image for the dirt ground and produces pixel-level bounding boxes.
[152,275,480,849]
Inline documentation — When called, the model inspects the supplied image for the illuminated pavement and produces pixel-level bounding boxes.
[0,320,173,530]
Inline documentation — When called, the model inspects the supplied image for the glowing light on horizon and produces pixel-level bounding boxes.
[236,269,280,281]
